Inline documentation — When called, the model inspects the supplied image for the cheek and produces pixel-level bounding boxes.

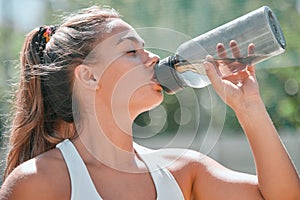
[107,66,150,103]
[108,59,149,89]
[106,57,144,79]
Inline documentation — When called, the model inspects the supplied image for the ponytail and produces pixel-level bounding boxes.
[3,28,75,180]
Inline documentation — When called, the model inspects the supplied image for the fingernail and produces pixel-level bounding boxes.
[230,40,237,46]
[203,62,209,71]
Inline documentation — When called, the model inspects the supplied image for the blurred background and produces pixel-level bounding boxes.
[0,0,299,183]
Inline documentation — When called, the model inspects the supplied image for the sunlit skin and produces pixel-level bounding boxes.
[1,19,300,200]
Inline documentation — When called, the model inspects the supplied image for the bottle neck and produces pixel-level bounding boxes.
[154,55,187,94]
[169,54,180,68]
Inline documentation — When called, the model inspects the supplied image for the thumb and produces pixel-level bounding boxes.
[203,57,222,89]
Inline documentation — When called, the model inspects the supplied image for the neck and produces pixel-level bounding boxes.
[73,105,141,172]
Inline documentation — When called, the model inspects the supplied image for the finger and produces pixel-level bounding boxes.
[206,55,219,67]
[216,43,227,58]
[230,40,241,58]
[246,65,256,78]
[203,60,223,88]
[248,43,255,56]
[206,55,222,76]
[247,43,256,73]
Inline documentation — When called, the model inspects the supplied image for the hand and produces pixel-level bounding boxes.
[204,40,262,111]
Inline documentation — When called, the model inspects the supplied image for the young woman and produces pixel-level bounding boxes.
[0,6,299,200]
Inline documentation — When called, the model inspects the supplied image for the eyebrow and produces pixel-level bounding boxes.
[117,36,145,47]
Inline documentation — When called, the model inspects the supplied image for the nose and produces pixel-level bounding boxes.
[144,50,160,68]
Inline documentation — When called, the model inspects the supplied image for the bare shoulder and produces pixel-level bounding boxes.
[155,148,263,200]
[154,147,222,171]
[0,148,70,200]
[155,147,256,179]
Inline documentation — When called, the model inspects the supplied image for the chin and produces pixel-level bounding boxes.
[130,94,164,119]
[129,85,164,117]
[147,89,164,109]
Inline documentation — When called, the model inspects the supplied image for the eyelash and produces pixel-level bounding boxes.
[127,50,137,54]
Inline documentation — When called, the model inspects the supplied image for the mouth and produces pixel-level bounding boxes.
[151,74,163,92]
[152,83,163,92]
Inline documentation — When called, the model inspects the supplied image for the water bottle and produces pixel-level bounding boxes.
[155,6,286,94]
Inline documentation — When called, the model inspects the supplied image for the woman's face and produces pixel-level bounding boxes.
[92,19,163,120]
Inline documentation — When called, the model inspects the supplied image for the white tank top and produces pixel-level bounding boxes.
[56,139,185,200]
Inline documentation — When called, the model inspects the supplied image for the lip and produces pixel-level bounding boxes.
[151,77,159,84]
[151,72,159,84]
[150,73,163,92]
[151,77,162,86]
[152,83,163,92]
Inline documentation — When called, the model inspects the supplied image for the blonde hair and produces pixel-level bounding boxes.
[3,6,120,180]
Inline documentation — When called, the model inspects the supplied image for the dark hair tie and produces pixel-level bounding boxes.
[35,25,57,64]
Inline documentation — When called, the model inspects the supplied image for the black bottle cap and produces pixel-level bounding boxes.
[154,56,186,94]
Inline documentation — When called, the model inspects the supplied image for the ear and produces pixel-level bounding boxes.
[74,65,99,90]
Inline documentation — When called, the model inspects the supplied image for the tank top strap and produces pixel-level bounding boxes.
[56,139,102,200]
[133,142,185,200]
[56,139,184,200]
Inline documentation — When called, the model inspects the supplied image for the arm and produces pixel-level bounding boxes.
[190,151,264,200]
[201,41,300,200]
[234,91,300,200]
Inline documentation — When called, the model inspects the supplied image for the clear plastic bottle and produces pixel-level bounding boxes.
[155,6,286,94]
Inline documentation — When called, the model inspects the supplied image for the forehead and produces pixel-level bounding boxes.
[88,19,144,64]
[101,19,144,46]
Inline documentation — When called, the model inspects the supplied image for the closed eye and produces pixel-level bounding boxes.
[127,50,137,54]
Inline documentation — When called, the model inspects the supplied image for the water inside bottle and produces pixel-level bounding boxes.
[174,54,269,77]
